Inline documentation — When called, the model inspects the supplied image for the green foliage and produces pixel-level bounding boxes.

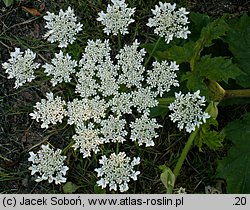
[194,101,224,151]
[216,112,250,193]
[197,16,229,48]
[2,0,14,7]
[226,14,250,88]
[63,181,81,193]
[156,41,196,63]
[94,184,106,194]
[197,55,244,83]
[189,12,210,39]
[146,13,247,104]
[150,97,174,118]
[182,70,209,98]
[159,165,175,194]
[195,118,224,151]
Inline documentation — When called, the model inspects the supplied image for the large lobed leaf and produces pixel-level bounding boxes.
[197,55,244,83]
[216,112,250,193]
[195,118,224,151]
[226,14,250,88]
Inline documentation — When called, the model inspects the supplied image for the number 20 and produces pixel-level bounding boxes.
[234,197,246,205]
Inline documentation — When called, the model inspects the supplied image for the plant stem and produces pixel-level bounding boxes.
[144,37,161,67]
[118,32,122,49]
[173,128,199,182]
[116,142,119,154]
[224,89,250,99]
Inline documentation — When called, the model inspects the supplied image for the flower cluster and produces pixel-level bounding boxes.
[116,40,146,88]
[42,50,77,86]
[147,60,179,97]
[95,152,140,192]
[2,48,40,88]
[168,90,210,133]
[97,0,135,35]
[43,6,83,48]
[1,1,205,193]
[130,114,162,147]
[147,2,190,43]
[29,92,67,129]
[72,123,104,158]
[28,144,69,184]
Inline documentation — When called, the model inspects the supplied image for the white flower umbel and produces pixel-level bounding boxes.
[130,114,161,147]
[95,152,140,192]
[168,90,211,133]
[75,66,99,98]
[76,39,113,98]
[97,0,135,35]
[2,48,40,88]
[96,59,119,97]
[28,144,69,184]
[67,98,93,126]
[43,6,83,48]
[147,60,179,97]
[109,92,133,116]
[42,50,77,86]
[116,40,145,88]
[30,92,67,129]
[100,115,127,143]
[132,87,158,115]
[147,2,190,43]
[72,123,104,158]
[67,97,108,126]
[81,39,111,65]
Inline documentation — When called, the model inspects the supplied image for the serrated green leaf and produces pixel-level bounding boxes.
[63,182,80,194]
[3,0,14,7]
[197,55,244,83]
[190,12,210,30]
[182,71,209,99]
[156,41,196,64]
[226,14,250,88]
[199,16,229,48]
[216,112,250,193]
[189,12,210,40]
[195,118,224,151]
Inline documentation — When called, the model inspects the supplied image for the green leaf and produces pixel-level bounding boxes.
[156,41,196,64]
[150,105,168,118]
[216,112,250,193]
[195,118,224,151]
[199,16,229,48]
[159,165,175,193]
[94,184,106,194]
[226,14,250,88]
[140,38,169,58]
[63,182,80,194]
[197,55,244,83]
[182,71,209,99]
[189,12,210,40]
[3,0,14,7]
[150,97,174,118]
[206,101,219,119]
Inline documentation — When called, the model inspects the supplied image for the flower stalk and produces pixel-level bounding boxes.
[144,37,161,67]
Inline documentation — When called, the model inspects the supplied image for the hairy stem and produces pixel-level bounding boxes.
[224,89,250,99]
[173,129,198,181]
